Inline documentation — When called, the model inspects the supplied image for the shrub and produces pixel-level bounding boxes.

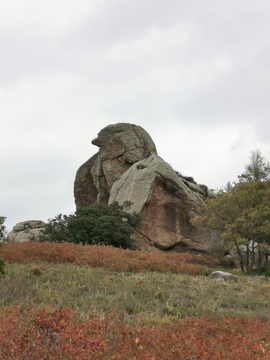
[0,241,216,275]
[0,307,270,359]
[0,256,5,275]
[29,267,42,277]
[252,266,270,277]
[40,214,71,243]
[41,202,143,250]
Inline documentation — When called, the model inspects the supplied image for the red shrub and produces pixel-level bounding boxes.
[0,242,216,275]
[0,306,269,359]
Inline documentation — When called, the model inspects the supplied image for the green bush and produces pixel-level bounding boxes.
[40,214,71,243]
[41,202,143,250]
[252,266,270,277]
[0,255,6,275]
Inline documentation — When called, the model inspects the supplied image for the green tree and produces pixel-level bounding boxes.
[40,214,71,243]
[238,149,270,183]
[191,180,270,275]
[0,216,6,241]
[41,202,143,250]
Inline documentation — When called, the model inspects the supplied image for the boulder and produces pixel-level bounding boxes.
[74,123,157,207]
[74,123,223,255]
[7,220,46,243]
[209,271,238,283]
[109,154,222,254]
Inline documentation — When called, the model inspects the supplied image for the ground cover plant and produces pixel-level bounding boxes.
[1,306,270,359]
[0,241,216,274]
[1,241,270,358]
[1,261,270,323]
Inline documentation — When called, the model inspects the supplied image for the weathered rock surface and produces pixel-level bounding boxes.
[209,271,238,283]
[7,220,46,243]
[74,123,223,255]
[109,154,222,254]
[74,123,157,207]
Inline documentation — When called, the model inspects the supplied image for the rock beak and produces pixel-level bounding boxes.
[91,138,100,147]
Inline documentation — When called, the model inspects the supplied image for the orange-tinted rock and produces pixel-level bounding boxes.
[109,154,222,254]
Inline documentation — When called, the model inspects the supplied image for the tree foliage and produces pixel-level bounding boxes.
[191,180,270,274]
[41,202,143,250]
[238,149,270,182]
[0,216,6,241]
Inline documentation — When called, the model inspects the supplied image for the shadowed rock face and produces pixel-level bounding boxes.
[74,123,223,255]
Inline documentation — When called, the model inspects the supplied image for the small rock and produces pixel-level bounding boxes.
[209,271,238,283]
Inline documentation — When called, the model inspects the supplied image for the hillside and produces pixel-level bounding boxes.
[1,242,270,358]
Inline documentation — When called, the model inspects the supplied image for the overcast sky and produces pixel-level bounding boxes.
[1,0,270,231]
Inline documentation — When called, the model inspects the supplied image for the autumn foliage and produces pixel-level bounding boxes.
[0,241,216,275]
[0,306,270,359]
[2,242,269,359]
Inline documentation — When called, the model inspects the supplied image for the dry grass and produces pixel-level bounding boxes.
[1,262,270,325]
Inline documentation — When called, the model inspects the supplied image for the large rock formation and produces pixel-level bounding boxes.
[7,220,46,243]
[74,123,157,207]
[74,123,223,255]
[109,154,221,253]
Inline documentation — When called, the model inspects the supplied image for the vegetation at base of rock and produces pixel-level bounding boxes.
[1,307,270,360]
[40,202,143,250]
[191,149,270,277]
[0,241,216,274]
[191,179,270,275]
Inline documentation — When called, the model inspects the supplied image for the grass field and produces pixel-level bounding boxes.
[1,262,270,324]
[1,242,270,359]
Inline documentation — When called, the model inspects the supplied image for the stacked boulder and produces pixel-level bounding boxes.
[7,220,46,243]
[74,123,223,255]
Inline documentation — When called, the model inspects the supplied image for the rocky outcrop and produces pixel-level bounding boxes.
[74,123,223,255]
[74,123,157,207]
[109,154,222,254]
[7,220,46,243]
